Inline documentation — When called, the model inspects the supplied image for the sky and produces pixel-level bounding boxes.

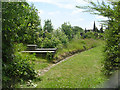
[27,0,108,30]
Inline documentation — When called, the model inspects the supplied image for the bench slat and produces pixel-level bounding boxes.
[35,48,57,51]
[21,51,55,53]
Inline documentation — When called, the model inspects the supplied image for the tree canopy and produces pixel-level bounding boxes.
[43,19,54,33]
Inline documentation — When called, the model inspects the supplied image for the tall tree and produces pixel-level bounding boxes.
[43,19,54,33]
[93,21,98,32]
[93,21,96,32]
[85,28,87,33]
[100,25,104,33]
[61,22,73,40]
[2,2,41,87]
[72,26,84,35]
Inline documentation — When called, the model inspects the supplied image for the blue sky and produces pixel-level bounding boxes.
[27,0,108,30]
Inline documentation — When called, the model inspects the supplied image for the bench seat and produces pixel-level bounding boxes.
[21,51,55,53]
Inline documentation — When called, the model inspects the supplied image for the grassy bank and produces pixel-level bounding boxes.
[16,40,107,88]
[54,39,104,62]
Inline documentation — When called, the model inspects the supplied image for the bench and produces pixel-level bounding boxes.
[21,45,57,54]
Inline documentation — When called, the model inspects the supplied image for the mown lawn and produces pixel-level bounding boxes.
[30,45,107,88]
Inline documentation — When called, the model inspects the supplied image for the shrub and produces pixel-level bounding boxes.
[2,43,37,88]
[103,21,120,76]
[53,29,68,45]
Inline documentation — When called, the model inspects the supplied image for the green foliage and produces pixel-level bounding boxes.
[36,28,69,48]
[2,43,37,88]
[2,2,41,44]
[103,20,120,75]
[46,52,54,61]
[61,22,73,40]
[41,36,61,48]
[72,26,84,35]
[43,19,54,33]
[2,2,40,88]
[84,32,96,39]
[53,29,68,45]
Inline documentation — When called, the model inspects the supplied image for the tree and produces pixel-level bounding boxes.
[77,1,120,76]
[72,26,84,35]
[100,25,104,33]
[93,21,99,32]
[61,22,73,40]
[2,2,41,88]
[85,28,87,33]
[43,19,54,33]
[53,29,68,45]
[93,21,96,32]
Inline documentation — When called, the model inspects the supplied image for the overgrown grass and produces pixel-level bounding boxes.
[32,57,50,70]
[16,42,107,88]
[54,38,105,60]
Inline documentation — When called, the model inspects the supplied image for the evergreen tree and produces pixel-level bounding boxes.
[93,21,99,32]
[93,21,96,32]
[85,28,87,33]
[100,25,104,33]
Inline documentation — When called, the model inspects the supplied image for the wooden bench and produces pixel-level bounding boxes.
[21,45,57,54]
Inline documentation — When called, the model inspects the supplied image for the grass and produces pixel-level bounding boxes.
[17,42,107,88]
[54,38,104,60]
[35,45,107,88]
[33,58,50,70]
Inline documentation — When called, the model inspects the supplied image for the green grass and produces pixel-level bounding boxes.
[33,58,50,70]
[18,44,107,88]
[31,57,52,71]
[54,38,105,60]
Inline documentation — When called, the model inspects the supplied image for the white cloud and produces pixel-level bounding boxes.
[75,0,88,5]
[57,4,75,9]
[38,10,44,14]
[27,0,53,3]
[27,0,87,9]
[95,16,108,20]
[72,9,83,14]
[48,11,60,15]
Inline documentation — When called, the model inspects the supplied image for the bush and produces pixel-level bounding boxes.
[2,43,37,88]
[37,37,44,48]
[53,29,68,45]
[103,21,120,76]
